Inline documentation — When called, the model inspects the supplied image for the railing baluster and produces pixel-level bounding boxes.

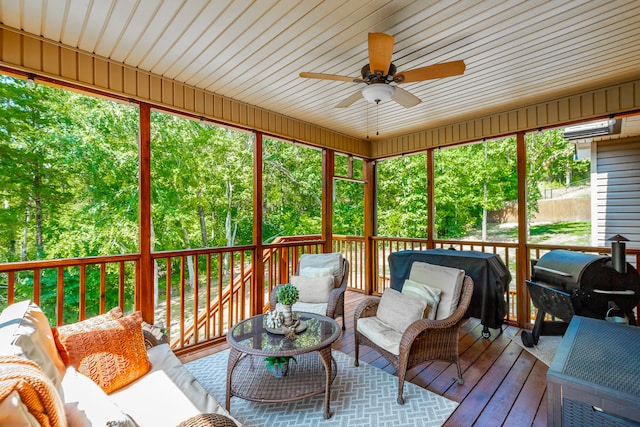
[99,263,106,314]
[179,256,186,348]
[7,271,15,305]
[193,255,199,344]
[118,261,125,312]
[57,266,64,326]
[165,258,172,343]
[79,265,86,321]
[32,268,40,306]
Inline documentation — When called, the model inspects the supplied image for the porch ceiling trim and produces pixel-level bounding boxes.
[0,25,370,158]
[2,25,640,161]
[373,77,640,158]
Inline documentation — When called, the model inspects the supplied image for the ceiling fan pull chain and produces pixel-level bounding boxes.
[376,100,380,135]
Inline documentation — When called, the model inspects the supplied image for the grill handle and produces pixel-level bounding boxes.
[533,265,573,277]
[593,289,636,295]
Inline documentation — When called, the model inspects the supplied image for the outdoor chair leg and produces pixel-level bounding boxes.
[354,333,360,367]
[455,361,464,385]
[397,377,405,405]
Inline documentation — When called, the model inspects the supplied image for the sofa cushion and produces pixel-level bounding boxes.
[110,344,240,426]
[357,317,402,356]
[52,306,123,365]
[0,300,66,388]
[53,312,150,394]
[376,288,427,334]
[61,366,135,427]
[0,356,66,427]
[298,253,343,287]
[401,278,441,320]
[409,262,465,319]
[290,275,334,303]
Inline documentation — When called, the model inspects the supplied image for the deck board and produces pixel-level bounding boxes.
[184,290,548,426]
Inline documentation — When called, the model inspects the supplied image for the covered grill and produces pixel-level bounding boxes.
[522,248,640,347]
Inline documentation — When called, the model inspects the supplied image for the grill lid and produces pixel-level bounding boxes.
[532,250,607,288]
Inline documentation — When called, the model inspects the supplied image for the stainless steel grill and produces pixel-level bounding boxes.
[521,249,640,347]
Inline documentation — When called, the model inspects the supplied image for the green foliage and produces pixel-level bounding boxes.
[264,355,296,369]
[262,138,322,242]
[376,153,428,238]
[276,284,299,305]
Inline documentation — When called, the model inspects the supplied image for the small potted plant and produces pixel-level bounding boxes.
[276,284,299,326]
[264,355,297,378]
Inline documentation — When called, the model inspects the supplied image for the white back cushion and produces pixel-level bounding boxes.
[290,275,334,303]
[376,288,427,334]
[298,253,343,287]
[401,279,441,320]
[408,262,464,319]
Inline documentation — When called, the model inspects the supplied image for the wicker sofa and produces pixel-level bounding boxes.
[0,300,241,427]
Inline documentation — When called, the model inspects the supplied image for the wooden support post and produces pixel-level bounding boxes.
[138,103,154,323]
[252,132,264,315]
[364,159,376,295]
[427,148,435,249]
[516,131,529,328]
[322,149,334,253]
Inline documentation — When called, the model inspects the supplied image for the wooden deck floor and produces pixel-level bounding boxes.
[187,290,548,426]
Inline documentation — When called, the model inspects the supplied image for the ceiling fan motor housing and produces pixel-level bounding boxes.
[361,63,397,83]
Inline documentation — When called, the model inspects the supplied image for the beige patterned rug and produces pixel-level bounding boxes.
[186,349,458,427]
[509,331,563,366]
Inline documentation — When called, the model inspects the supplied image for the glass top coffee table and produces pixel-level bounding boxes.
[226,312,341,419]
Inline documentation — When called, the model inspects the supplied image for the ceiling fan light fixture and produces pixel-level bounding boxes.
[361,83,395,104]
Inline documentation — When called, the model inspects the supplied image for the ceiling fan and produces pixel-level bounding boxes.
[300,33,465,108]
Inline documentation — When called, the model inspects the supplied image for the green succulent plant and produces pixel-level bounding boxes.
[264,355,297,370]
[276,283,299,305]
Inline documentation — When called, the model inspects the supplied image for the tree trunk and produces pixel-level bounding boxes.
[21,209,30,261]
[34,171,44,258]
[198,205,208,247]
[150,217,159,308]
[224,179,234,270]
[180,221,195,288]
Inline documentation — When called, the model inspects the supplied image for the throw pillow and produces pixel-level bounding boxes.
[52,306,123,365]
[409,262,465,319]
[401,278,442,320]
[53,312,151,394]
[61,366,136,427]
[290,275,334,303]
[376,288,427,334]
[0,300,67,388]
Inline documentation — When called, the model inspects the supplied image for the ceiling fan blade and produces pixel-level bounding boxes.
[335,90,363,108]
[391,86,421,108]
[368,33,394,76]
[299,72,356,82]
[395,60,466,83]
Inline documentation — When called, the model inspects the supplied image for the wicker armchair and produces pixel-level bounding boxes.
[354,275,474,404]
[270,253,349,330]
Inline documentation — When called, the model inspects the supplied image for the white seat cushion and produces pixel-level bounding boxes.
[109,344,239,427]
[357,317,402,356]
[277,301,328,316]
[61,366,135,427]
[409,262,464,319]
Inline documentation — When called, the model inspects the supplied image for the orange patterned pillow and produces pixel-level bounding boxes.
[53,312,150,394]
[53,306,123,365]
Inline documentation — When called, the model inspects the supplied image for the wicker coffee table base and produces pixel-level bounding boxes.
[226,346,337,419]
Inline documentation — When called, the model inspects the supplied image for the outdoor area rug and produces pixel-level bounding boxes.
[186,349,458,427]
[508,331,563,366]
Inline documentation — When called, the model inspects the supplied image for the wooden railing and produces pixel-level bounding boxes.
[0,254,139,325]
[2,236,638,353]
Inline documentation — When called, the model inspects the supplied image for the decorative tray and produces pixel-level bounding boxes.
[264,320,307,335]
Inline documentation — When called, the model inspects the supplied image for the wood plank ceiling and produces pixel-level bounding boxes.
[1,0,639,141]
